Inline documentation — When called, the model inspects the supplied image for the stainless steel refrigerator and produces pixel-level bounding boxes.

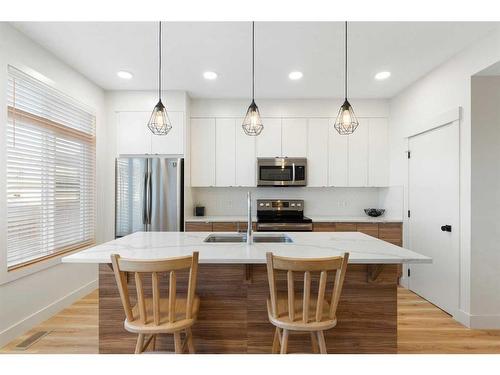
[115,157,184,237]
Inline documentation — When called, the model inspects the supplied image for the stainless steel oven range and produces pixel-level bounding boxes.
[256,199,312,232]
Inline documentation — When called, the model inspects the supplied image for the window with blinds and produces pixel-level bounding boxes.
[6,66,96,269]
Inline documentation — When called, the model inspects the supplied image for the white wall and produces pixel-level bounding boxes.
[389,27,500,327]
[470,76,500,327]
[0,23,110,346]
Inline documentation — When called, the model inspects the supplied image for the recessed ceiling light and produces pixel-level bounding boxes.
[289,71,303,80]
[117,70,133,80]
[375,71,391,80]
[203,71,218,80]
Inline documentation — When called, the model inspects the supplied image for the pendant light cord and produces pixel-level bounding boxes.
[252,21,255,101]
[344,21,348,100]
[159,21,162,101]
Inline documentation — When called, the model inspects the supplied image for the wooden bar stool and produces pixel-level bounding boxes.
[110,252,199,354]
[265,252,349,354]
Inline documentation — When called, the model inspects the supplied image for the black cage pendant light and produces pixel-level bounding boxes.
[334,21,359,135]
[242,21,263,136]
[147,21,172,135]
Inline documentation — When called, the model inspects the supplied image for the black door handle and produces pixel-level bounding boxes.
[441,225,452,232]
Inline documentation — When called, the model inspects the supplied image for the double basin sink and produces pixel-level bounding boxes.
[204,233,293,243]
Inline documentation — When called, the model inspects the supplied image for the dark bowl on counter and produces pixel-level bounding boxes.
[364,208,385,217]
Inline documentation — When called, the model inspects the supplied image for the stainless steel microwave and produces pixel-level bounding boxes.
[257,157,307,187]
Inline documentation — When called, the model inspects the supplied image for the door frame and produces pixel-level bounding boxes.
[401,107,461,316]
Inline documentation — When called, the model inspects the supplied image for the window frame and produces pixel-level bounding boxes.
[4,66,97,274]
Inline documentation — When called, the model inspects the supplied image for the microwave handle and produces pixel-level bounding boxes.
[292,163,296,182]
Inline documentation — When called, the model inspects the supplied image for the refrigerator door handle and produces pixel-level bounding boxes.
[147,170,153,225]
[143,170,149,226]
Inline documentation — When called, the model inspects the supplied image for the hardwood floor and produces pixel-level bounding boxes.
[397,287,500,353]
[0,290,98,354]
[1,287,500,354]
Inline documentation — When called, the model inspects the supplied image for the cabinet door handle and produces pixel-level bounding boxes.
[441,225,452,232]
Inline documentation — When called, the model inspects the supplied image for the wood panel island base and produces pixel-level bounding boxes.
[99,263,398,354]
[63,231,430,354]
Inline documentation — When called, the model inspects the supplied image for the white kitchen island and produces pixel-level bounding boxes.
[63,231,430,354]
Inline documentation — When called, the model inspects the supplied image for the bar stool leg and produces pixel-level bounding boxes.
[280,329,289,354]
[174,332,183,353]
[310,332,319,353]
[186,328,195,354]
[316,331,327,354]
[272,327,281,353]
[135,333,145,354]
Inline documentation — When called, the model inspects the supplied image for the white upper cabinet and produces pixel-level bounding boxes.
[348,119,369,186]
[368,118,389,186]
[328,124,349,187]
[189,115,389,188]
[256,118,282,157]
[191,118,216,187]
[282,118,308,157]
[215,118,236,187]
[116,112,151,155]
[235,118,256,186]
[307,119,329,187]
[117,111,185,156]
[151,111,185,155]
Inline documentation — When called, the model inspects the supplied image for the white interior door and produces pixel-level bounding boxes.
[408,121,459,315]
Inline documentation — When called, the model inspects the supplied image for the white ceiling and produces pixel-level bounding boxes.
[11,22,500,99]
[476,60,500,76]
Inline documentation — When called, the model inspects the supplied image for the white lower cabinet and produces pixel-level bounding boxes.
[307,119,329,187]
[117,111,185,155]
[215,118,236,186]
[348,119,369,186]
[191,118,216,187]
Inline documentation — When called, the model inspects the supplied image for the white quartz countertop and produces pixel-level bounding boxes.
[185,215,402,223]
[62,231,429,265]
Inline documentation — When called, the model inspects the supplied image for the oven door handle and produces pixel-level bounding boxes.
[257,223,312,230]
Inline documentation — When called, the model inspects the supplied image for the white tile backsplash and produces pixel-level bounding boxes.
[190,186,403,219]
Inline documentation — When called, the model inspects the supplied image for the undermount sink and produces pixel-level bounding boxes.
[204,234,246,243]
[252,234,293,243]
[203,233,293,243]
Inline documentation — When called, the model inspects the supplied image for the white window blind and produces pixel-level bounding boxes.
[6,66,96,269]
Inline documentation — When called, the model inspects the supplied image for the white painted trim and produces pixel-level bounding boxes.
[454,309,500,329]
[405,107,461,138]
[453,309,471,328]
[0,279,97,347]
[469,314,500,329]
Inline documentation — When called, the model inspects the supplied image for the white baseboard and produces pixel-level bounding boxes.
[453,309,500,329]
[469,314,500,329]
[0,279,97,348]
[453,309,471,327]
